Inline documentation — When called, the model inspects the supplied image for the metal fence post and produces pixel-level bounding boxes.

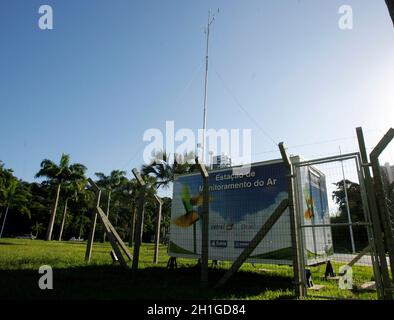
[356,127,392,300]
[370,128,394,281]
[355,153,383,296]
[279,142,307,298]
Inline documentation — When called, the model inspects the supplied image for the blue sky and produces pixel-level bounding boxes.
[1,0,393,193]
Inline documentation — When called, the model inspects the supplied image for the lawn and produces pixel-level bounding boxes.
[0,238,378,300]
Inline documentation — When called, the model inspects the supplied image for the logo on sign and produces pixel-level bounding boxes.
[234,241,250,248]
[210,240,227,248]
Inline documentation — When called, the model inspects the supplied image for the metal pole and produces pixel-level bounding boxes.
[356,127,392,300]
[279,143,307,298]
[201,10,214,164]
[370,128,394,281]
[339,146,356,253]
[197,162,209,282]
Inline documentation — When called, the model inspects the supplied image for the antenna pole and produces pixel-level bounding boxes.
[201,10,213,164]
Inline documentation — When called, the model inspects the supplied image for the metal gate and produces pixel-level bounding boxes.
[292,152,381,299]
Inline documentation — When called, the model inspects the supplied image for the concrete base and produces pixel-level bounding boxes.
[360,281,376,291]
[308,285,325,291]
[326,276,340,281]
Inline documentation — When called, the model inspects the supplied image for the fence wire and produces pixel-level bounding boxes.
[294,155,379,299]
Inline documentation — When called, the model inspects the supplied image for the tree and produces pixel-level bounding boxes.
[0,161,14,221]
[142,151,197,189]
[69,186,95,240]
[332,179,365,223]
[35,153,87,241]
[28,182,52,239]
[0,179,31,238]
[58,177,86,241]
[111,178,139,245]
[160,197,172,244]
[94,170,126,241]
[31,222,45,238]
[331,179,368,252]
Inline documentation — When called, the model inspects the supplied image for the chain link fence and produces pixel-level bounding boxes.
[293,153,379,299]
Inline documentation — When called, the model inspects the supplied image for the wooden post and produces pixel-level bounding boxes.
[85,177,132,267]
[95,206,127,267]
[103,189,111,243]
[370,128,394,282]
[357,127,392,300]
[129,206,136,247]
[347,245,371,268]
[97,206,133,260]
[279,142,307,298]
[95,206,132,263]
[85,178,101,262]
[153,195,162,264]
[140,209,145,243]
[132,169,146,271]
[216,199,289,287]
[197,162,209,282]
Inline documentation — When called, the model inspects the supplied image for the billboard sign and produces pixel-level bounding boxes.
[168,159,332,265]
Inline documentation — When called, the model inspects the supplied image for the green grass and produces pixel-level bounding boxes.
[0,238,379,300]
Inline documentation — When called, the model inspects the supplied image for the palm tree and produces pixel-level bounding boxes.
[95,170,126,241]
[35,153,87,241]
[142,151,196,189]
[58,178,86,241]
[31,222,45,238]
[0,161,14,220]
[75,187,95,240]
[118,175,158,246]
[142,151,201,252]
[0,179,31,238]
[117,178,139,246]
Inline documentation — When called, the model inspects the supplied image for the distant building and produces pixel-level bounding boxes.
[382,162,394,184]
[211,154,231,169]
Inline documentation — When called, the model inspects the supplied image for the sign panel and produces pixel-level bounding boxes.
[168,159,333,265]
[298,166,333,263]
[169,160,295,264]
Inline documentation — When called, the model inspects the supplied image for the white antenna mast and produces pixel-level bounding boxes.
[201,9,217,164]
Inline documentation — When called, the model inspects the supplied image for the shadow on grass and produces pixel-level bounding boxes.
[0,264,295,300]
[0,242,24,246]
